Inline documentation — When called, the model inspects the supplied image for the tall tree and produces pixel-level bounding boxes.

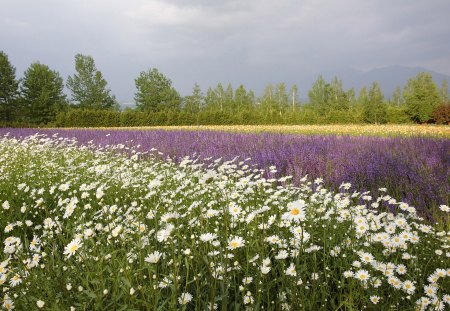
[347,88,356,107]
[67,54,118,110]
[21,62,67,124]
[234,84,248,114]
[0,51,19,123]
[403,72,440,123]
[329,77,350,111]
[363,82,387,124]
[357,86,368,107]
[134,68,180,112]
[204,87,216,111]
[204,84,226,112]
[440,80,448,103]
[274,83,289,116]
[224,83,234,113]
[308,75,327,112]
[390,86,404,106]
[184,83,203,114]
[260,84,275,118]
[308,76,350,113]
[289,84,299,112]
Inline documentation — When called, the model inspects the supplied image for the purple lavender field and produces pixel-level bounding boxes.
[1,128,448,218]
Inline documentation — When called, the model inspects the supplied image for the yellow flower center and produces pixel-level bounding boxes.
[290,208,300,215]
[230,241,239,248]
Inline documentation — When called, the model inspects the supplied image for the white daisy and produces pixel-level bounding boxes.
[144,251,164,264]
[178,292,193,305]
[64,238,83,258]
[227,236,245,250]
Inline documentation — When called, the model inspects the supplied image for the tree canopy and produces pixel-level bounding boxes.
[67,54,118,110]
[21,62,67,125]
[0,51,19,123]
[363,82,387,124]
[403,72,440,123]
[134,68,180,112]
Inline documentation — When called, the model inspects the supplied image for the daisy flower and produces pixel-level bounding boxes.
[178,292,193,305]
[396,264,407,275]
[261,265,271,274]
[227,236,245,250]
[358,252,374,264]
[285,263,297,277]
[387,276,402,289]
[424,284,437,297]
[284,200,306,222]
[243,291,254,305]
[370,295,380,304]
[9,274,22,287]
[200,233,218,242]
[228,203,241,217]
[439,205,449,212]
[354,269,370,282]
[144,251,163,264]
[402,280,415,294]
[64,238,83,258]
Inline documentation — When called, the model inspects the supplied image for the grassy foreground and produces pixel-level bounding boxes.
[66,124,450,139]
[0,134,449,310]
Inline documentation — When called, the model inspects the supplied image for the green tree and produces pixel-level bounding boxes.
[390,86,404,106]
[308,75,327,113]
[21,62,67,124]
[347,88,356,107]
[440,80,448,103]
[204,83,225,112]
[329,77,350,111]
[260,84,275,120]
[67,54,118,110]
[274,83,289,117]
[0,51,19,123]
[363,82,387,124]
[357,86,368,107]
[234,84,251,115]
[134,68,180,112]
[184,83,203,114]
[224,83,234,113]
[204,87,216,111]
[308,76,350,119]
[403,72,440,123]
[289,85,299,112]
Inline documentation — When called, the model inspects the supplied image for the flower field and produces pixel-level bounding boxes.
[2,128,448,218]
[0,129,449,310]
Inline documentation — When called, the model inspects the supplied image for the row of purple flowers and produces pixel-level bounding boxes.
[2,128,448,218]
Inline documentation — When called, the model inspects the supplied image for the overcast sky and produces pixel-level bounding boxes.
[2,0,450,102]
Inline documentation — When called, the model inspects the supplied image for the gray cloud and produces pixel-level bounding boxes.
[1,0,449,102]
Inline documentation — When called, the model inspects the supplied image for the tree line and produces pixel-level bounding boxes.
[1,51,449,127]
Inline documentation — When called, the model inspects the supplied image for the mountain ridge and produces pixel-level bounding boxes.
[318,65,449,98]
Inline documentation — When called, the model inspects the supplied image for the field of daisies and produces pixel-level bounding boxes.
[1,131,449,310]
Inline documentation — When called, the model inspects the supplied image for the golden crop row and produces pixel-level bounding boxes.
[80,124,450,138]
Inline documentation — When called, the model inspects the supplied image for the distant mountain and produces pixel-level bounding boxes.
[319,66,450,98]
